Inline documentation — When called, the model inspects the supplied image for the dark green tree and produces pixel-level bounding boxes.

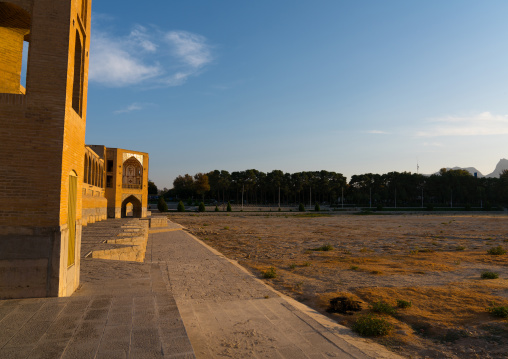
[148,180,158,195]
[314,203,320,211]
[177,201,185,212]
[299,203,305,212]
[227,201,232,212]
[198,202,205,212]
[157,196,168,212]
[194,173,210,201]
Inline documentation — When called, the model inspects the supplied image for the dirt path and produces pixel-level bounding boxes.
[170,212,508,359]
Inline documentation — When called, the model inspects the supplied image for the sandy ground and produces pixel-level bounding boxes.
[170,211,508,359]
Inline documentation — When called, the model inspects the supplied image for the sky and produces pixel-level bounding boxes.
[84,1,508,189]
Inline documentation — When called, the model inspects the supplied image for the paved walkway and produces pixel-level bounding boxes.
[149,224,403,359]
[0,218,403,358]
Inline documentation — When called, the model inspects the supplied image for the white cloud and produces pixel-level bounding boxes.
[368,130,389,134]
[416,112,508,137]
[89,23,213,88]
[165,31,212,68]
[114,103,143,114]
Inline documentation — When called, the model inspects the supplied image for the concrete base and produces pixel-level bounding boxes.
[0,223,81,299]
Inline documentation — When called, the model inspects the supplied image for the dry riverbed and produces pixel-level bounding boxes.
[170,212,508,359]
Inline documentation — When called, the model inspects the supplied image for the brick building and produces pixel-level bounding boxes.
[82,146,149,225]
[0,0,149,299]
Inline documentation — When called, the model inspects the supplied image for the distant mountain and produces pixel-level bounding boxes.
[431,159,508,178]
[486,158,508,178]
[433,167,484,177]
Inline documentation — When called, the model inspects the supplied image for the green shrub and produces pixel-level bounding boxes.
[262,267,277,279]
[487,306,508,318]
[314,203,320,212]
[177,201,185,212]
[352,315,392,336]
[198,202,205,212]
[487,246,507,255]
[370,301,397,315]
[227,201,232,212]
[481,271,499,279]
[157,196,168,212]
[298,203,305,212]
[456,246,466,251]
[215,205,219,212]
[312,244,333,251]
[396,299,412,309]
[289,263,297,269]
[350,265,359,270]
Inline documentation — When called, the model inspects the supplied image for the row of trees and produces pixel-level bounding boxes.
[161,169,508,208]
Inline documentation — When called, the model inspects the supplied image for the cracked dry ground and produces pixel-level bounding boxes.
[170,212,508,359]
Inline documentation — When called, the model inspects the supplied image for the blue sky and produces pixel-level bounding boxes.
[85,1,508,189]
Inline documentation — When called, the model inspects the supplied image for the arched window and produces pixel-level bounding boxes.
[92,160,95,187]
[84,153,88,184]
[72,30,82,115]
[122,157,143,189]
[100,164,104,188]
[81,0,88,23]
[87,156,92,184]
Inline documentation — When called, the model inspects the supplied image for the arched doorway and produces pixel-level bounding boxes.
[121,195,142,218]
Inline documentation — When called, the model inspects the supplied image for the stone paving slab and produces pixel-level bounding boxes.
[0,218,195,359]
[149,223,404,359]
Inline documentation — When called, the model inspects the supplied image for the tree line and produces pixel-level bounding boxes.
[159,169,508,208]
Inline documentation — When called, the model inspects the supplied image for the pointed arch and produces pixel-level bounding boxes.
[121,195,142,218]
[72,30,83,115]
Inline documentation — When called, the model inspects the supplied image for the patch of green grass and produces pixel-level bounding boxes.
[289,263,297,270]
[352,315,392,337]
[481,271,499,279]
[370,301,397,315]
[487,306,508,318]
[223,226,230,230]
[350,265,359,271]
[409,249,419,255]
[312,244,334,251]
[370,270,383,275]
[262,267,277,279]
[487,246,506,255]
[455,246,466,251]
[396,299,412,309]
[302,261,312,267]
[203,223,209,226]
